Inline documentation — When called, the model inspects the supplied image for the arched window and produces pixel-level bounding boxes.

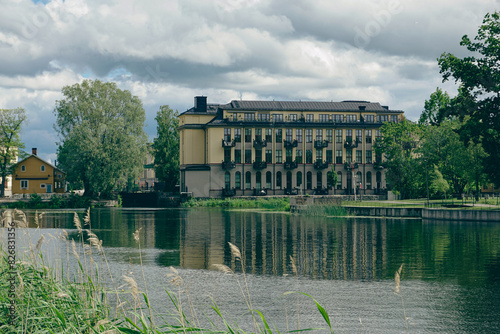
[296,171,302,188]
[356,171,362,189]
[366,171,372,189]
[256,171,262,190]
[225,171,231,189]
[337,171,342,189]
[316,171,322,188]
[286,171,292,190]
[245,171,252,189]
[376,171,382,189]
[306,171,312,190]
[235,171,241,189]
[276,171,282,189]
[266,171,272,189]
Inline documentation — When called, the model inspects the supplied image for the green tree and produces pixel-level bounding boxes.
[54,79,148,198]
[419,88,451,125]
[429,166,450,199]
[153,105,179,192]
[438,11,500,185]
[327,166,338,190]
[376,120,424,199]
[0,108,27,197]
[464,140,488,200]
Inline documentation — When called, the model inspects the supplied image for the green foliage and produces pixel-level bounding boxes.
[419,88,451,125]
[54,79,148,198]
[182,197,291,211]
[28,193,43,208]
[438,11,500,185]
[153,105,180,192]
[299,204,348,217]
[327,166,338,189]
[0,108,26,197]
[429,166,450,199]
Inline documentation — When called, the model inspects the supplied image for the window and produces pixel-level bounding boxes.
[366,150,372,164]
[356,130,362,142]
[356,150,362,163]
[365,115,374,123]
[225,172,231,189]
[235,172,241,189]
[255,149,262,162]
[316,129,323,141]
[346,148,353,163]
[255,128,262,141]
[290,114,297,121]
[296,149,303,163]
[306,149,313,163]
[224,148,231,162]
[286,129,293,141]
[326,129,333,142]
[346,115,357,122]
[266,171,272,189]
[316,149,323,161]
[366,130,372,143]
[276,171,282,189]
[377,115,388,123]
[21,180,28,189]
[273,114,283,122]
[233,113,238,121]
[319,114,329,122]
[244,113,255,121]
[265,128,272,142]
[306,114,314,122]
[21,165,26,172]
[345,130,352,142]
[375,130,381,141]
[306,172,312,189]
[245,128,252,142]
[366,171,372,189]
[286,148,293,162]
[258,113,270,121]
[306,129,312,143]
[335,130,342,143]
[40,184,46,188]
[256,172,262,190]
[245,149,252,163]
[317,171,322,188]
[235,128,241,142]
[265,149,272,163]
[391,115,398,123]
[296,129,303,143]
[337,171,342,189]
[235,149,241,163]
[326,150,333,164]
[336,150,343,164]
[245,171,252,189]
[297,171,302,188]
[275,129,282,142]
[333,114,343,123]
[41,165,45,172]
[224,128,231,141]
[276,149,282,163]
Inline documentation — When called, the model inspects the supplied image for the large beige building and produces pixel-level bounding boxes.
[179,96,404,198]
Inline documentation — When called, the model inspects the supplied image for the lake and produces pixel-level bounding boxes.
[14,208,500,333]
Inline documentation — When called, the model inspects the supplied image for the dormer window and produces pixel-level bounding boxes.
[41,165,45,172]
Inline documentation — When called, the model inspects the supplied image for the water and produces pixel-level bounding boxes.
[12,208,500,333]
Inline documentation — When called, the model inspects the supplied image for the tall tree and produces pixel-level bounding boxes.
[54,79,148,197]
[153,105,179,192]
[375,120,424,199]
[0,108,26,197]
[438,11,500,185]
[419,88,451,125]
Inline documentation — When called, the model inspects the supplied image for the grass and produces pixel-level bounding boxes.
[182,197,291,212]
[0,208,342,334]
[296,204,349,217]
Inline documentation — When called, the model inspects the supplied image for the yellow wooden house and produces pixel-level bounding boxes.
[11,148,66,195]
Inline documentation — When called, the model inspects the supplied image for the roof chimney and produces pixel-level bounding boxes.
[194,96,207,112]
[32,148,37,156]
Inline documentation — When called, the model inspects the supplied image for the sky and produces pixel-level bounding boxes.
[1,0,499,162]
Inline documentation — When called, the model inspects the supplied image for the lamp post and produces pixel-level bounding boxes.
[344,161,359,201]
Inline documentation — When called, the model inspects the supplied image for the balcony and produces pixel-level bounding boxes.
[222,187,236,197]
[253,161,267,170]
[283,139,298,148]
[222,139,236,147]
[373,161,384,170]
[314,139,329,149]
[221,161,236,170]
[313,159,328,170]
[253,138,267,148]
[344,139,360,149]
[284,161,298,170]
[344,161,359,171]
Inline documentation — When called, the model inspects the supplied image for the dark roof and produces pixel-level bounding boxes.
[179,104,224,115]
[223,100,401,112]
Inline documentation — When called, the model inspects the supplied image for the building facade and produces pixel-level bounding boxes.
[11,148,66,195]
[179,97,404,198]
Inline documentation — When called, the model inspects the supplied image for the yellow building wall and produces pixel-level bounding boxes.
[207,127,225,164]
[180,128,206,165]
[179,114,214,126]
[12,157,65,194]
